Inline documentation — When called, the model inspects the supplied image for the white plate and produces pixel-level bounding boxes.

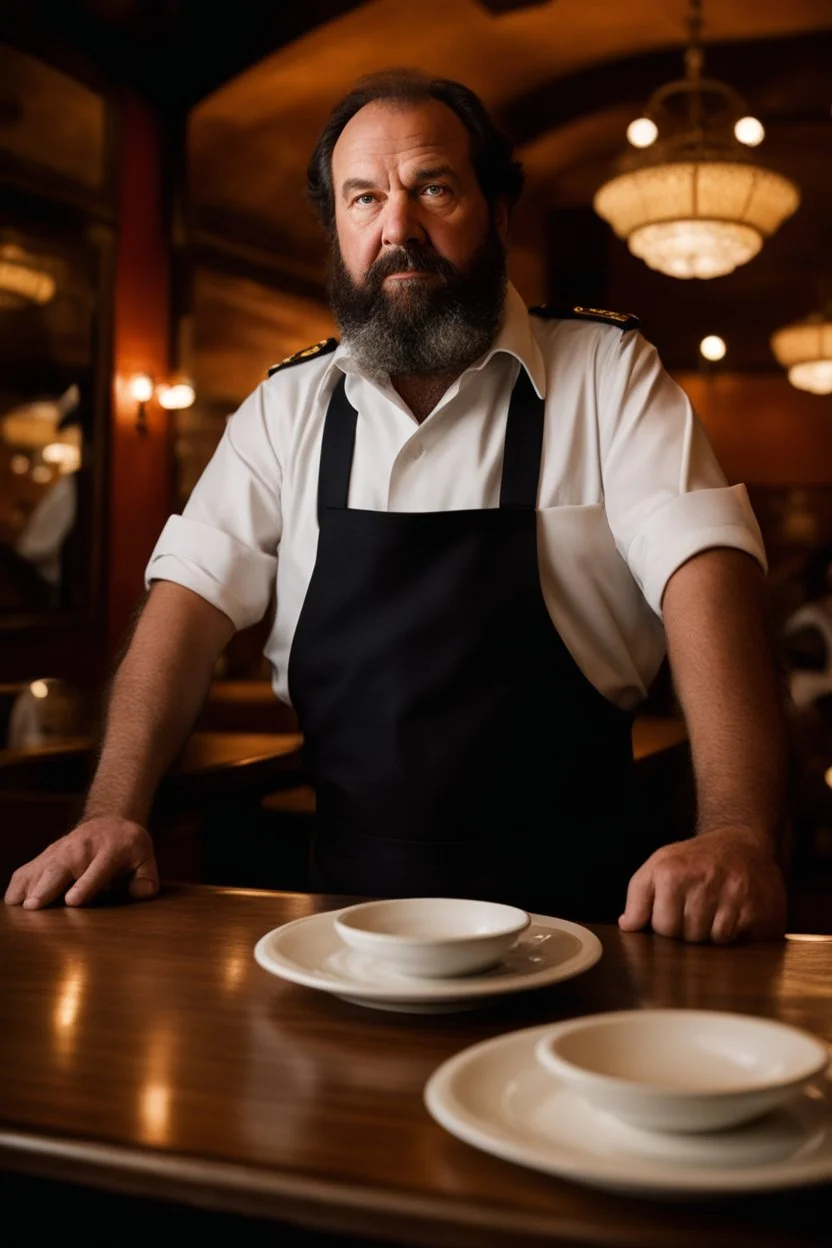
[253,910,602,1012]
[424,1024,832,1196]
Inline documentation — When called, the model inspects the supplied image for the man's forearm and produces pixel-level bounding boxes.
[661,548,789,856]
[83,582,236,825]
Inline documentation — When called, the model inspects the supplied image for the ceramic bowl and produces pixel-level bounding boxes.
[333,897,530,978]
[534,1008,829,1133]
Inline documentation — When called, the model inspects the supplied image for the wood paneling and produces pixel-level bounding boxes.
[677,372,832,487]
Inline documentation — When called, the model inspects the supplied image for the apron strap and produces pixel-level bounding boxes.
[318,364,545,520]
[499,365,545,512]
[318,374,358,524]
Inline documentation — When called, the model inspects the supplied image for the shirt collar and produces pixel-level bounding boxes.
[329,281,546,398]
[467,282,546,398]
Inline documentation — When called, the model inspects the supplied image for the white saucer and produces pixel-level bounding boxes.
[253,910,602,1012]
[424,1024,832,1196]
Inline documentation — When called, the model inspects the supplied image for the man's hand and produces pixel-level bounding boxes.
[4,818,160,910]
[618,830,787,943]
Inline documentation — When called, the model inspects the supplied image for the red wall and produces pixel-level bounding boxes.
[108,92,173,653]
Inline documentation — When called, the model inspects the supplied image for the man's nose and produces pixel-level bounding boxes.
[381,192,426,248]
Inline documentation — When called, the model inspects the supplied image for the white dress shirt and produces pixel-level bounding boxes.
[146,283,765,711]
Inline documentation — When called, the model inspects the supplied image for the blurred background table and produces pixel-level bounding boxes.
[0,730,304,892]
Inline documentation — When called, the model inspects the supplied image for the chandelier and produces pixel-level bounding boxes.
[593,0,800,279]
[0,241,56,308]
[771,308,832,396]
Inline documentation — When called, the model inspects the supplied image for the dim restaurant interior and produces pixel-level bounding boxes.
[1,1,832,1244]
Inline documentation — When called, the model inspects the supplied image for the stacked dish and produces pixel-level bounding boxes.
[254,897,603,1013]
[424,1009,832,1195]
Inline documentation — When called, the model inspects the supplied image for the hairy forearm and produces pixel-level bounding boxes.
[83,582,236,825]
[662,549,789,854]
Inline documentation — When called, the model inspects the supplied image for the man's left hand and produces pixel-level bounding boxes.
[618,830,788,943]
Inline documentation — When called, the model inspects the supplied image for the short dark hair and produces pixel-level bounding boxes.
[306,68,525,229]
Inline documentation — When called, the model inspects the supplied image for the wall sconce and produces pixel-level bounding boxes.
[127,372,195,433]
[128,373,154,434]
[157,377,196,410]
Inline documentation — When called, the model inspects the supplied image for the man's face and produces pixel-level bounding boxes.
[328,99,509,377]
[332,98,505,286]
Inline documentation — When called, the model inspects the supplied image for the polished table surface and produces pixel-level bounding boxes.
[1,885,830,1247]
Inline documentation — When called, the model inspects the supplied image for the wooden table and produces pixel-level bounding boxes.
[1,886,830,1246]
[0,730,304,790]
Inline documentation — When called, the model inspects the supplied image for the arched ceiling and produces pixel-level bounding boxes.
[5,0,831,392]
[190,1,831,253]
[185,0,832,383]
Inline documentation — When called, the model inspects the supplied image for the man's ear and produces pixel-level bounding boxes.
[493,198,510,246]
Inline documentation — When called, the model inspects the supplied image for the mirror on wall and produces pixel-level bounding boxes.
[0,43,112,622]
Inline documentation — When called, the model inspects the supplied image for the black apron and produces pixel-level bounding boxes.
[287,368,648,922]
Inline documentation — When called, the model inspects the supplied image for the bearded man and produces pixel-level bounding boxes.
[6,70,789,945]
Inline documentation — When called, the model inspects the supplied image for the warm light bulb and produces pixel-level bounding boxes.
[10,454,29,474]
[129,373,154,403]
[30,680,49,699]
[31,464,52,483]
[156,381,196,410]
[734,116,765,147]
[627,117,658,148]
[700,335,727,362]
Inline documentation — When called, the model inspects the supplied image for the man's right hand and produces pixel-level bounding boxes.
[3,818,160,910]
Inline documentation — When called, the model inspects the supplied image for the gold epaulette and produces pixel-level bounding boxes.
[267,337,338,377]
[530,305,640,331]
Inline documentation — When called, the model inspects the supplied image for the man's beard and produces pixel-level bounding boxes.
[328,221,507,378]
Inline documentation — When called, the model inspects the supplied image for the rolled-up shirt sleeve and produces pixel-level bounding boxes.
[598,328,767,616]
[145,383,280,631]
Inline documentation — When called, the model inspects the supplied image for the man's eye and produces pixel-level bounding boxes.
[354,193,377,206]
[422,184,447,198]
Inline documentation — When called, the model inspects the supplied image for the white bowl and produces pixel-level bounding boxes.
[333,897,530,978]
[535,1009,829,1133]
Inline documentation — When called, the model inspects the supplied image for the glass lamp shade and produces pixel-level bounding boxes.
[771,318,832,395]
[593,160,800,279]
[0,243,56,307]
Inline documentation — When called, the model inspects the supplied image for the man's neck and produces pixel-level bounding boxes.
[391,371,463,424]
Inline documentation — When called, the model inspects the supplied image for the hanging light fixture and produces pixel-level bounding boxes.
[593,0,800,279]
[0,241,56,308]
[771,296,832,396]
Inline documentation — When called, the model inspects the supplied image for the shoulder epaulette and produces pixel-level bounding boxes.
[530,305,640,331]
[267,337,338,377]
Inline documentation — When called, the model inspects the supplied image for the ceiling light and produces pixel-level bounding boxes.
[593,0,799,279]
[700,335,726,361]
[771,312,832,395]
[0,242,56,308]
